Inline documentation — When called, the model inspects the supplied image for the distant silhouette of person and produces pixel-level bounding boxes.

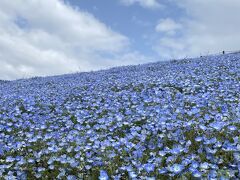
[223,51,225,54]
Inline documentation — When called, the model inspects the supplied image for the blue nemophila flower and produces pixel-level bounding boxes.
[192,170,202,178]
[133,149,143,158]
[35,173,42,178]
[208,170,217,179]
[191,161,199,169]
[227,125,237,131]
[158,150,166,156]
[214,141,222,148]
[17,171,27,179]
[182,158,191,166]
[186,140,192,146]
[128,171,137,178]
[158,168,168,174]
[99,170,109,180]
[206,147,217,154]
[70,160,79,168]
[27,158,35,163]
[233,136,239,144]
[166,156,176,163]
[225,169,236,178]
[144,163,155,173]
[6,156,15,163]
[222,143,236,151]
[168,164,184,174]
[210,121,226,131]
[209,137,217,144]
[57,169,66,178]
[67,175,77,180]
[200,162,209,170]
[17,158,26,165]
[191,107,200,114]
[49,165,54,170]
[171,146,184,155]
[233,152,240,161]
[199,125,207,130]
[204,114,211,121]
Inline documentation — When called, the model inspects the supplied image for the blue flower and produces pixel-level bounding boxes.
[190,161,199,169]
[67,175,77,180]
[144,163,155,173]
[168,164,184,174]
[204,114,211,121]
[199,125,207,130]
[195,136,203,142]
[192,170,202,178]
[6,156,15,163]
[208,170,217,178]
[128,171,137,178]
[171,146,184,155]
[158,151,166,156]
[228,125,237,131]
[210,121,225,131]
[158,168,167,174]
[200,162,209,169]
[99,170,109,180]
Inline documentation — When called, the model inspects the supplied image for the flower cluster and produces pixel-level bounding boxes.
[0,54,239,179]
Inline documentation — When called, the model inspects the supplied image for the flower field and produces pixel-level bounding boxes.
[0,53,239,179]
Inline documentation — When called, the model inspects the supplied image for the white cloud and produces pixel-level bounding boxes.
[155,18,182,35]
[0,0,149,80]
[120,0,163,9]
[154,0,240,59]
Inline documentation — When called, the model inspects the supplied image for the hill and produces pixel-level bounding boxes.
[0,53,239,179]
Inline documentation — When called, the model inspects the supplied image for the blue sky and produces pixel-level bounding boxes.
[73,0,153,55]
[0,0,240,80]
[67,0,183,57]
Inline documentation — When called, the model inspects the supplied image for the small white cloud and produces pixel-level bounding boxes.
[120,0,163,9]
[155,18,182,35]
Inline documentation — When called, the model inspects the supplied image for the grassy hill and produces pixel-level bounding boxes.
[0,53,239,179]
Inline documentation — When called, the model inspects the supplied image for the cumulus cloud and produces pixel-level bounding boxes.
[154,0,240,59]
[120,0,163,9]
[155,18,182,35]
[0,0,149,80]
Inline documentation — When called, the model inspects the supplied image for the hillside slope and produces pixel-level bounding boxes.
[0,54,240,179]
